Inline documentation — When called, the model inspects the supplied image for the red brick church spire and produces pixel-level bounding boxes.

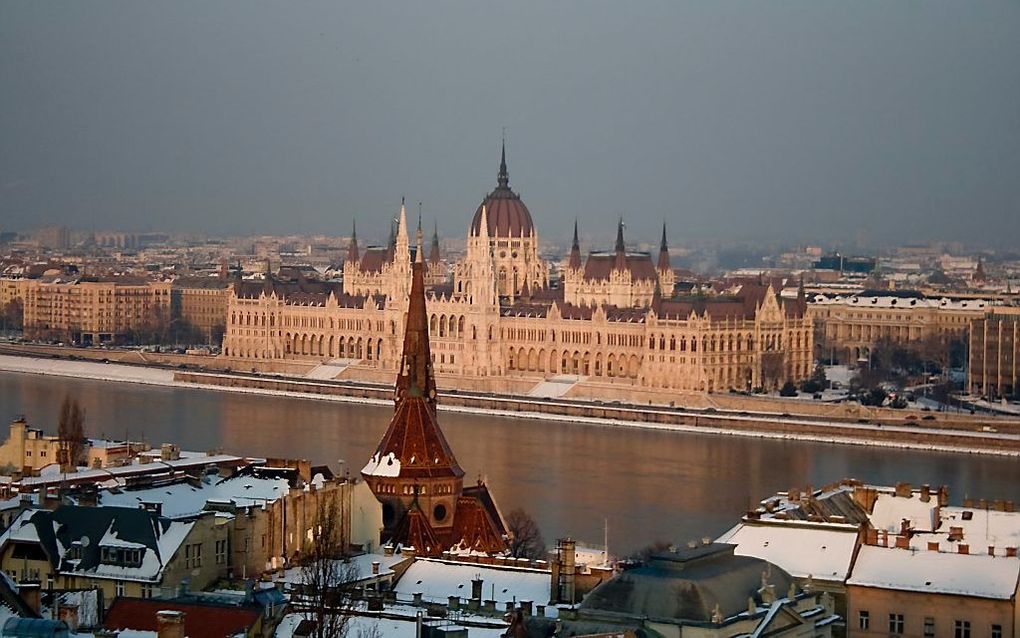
[362,244,507,556]
[396,246,438,410]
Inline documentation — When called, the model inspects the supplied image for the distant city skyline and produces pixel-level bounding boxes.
[2,2,1018,247]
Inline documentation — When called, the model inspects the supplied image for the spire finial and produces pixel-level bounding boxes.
[657,221,671,272]
[572,218,579,249]
[615,217,626,254]
[497,136,509,188]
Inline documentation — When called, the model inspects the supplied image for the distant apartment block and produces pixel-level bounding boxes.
[969,307,1020,400]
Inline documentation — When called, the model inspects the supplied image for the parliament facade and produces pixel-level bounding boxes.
[222,147,813,393]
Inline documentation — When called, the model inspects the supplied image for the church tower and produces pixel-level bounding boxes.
[362,246,508,555]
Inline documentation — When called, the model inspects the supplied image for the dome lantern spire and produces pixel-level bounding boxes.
[497,138,509,188]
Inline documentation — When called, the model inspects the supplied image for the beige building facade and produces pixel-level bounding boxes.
[808,294,989,363]
[223,149,813,392]
[22,276,172,344]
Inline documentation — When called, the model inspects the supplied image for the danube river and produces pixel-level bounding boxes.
[2,371,1017,554]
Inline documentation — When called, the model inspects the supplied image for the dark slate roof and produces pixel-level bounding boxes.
[25,506,169,572]
[580,543,794,623]
[773,489,870,525]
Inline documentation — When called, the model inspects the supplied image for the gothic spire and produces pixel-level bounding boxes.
[397,253,436,409]
[657,222,670,272]
[497,139,509,189]
[429,220,441,266]
[346,219,360,265]
[415,202,424,259]
[567,219,582,271]
[614,218,628,271]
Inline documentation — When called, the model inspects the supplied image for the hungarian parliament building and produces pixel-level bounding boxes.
[222,147,813,393]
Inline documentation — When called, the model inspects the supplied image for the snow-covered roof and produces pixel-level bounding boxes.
[809,294,991,311]
[938,507,1020,552]
[848,545,1020,599]
[274,613,507,638]
[274,553,407,586]
[99,475,291,519]
[18,454,246,489]
[393,559,552,610]
[869,493,939,533]
[716,521,859,581]
[360,452,401,477]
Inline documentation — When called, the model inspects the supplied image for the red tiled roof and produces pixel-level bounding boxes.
[103,598,260,638]
[582,253,658,282]
[358,247,391,273]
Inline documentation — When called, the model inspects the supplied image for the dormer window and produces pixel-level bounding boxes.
[100,546,144,567]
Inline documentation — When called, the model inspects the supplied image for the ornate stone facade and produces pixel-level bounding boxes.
[222,147,813,392]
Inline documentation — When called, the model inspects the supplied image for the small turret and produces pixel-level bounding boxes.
[429,220,441,266]
[614,218,628,272]
[346,219,360,265]
[567,219,582,271]
[658,222,670,272]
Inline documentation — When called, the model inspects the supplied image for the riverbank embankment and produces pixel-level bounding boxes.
[2,352,1019,457]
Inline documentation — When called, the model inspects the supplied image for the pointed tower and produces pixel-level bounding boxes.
[614,218,628,272]
[497,138,509,189]
[429,220,441,267]
[396,198,410,262]
[415,202,424,261]
[657,222,670,272]
[346,220,360,265]
[567,219,582,271]
[362,251,466,549]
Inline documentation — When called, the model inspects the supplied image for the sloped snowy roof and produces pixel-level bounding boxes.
[716,521,859,581]
[847,545,1020,599]
[99,475,291,519]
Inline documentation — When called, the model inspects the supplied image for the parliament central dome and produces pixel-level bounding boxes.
[469,144,535,238]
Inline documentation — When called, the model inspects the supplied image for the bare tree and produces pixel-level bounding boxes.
[506,508,546,560]
[58,395,86,471]
[298,494,360,638]
[628,540,673,564]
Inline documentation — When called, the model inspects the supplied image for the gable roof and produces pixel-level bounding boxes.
[0,506,194,583]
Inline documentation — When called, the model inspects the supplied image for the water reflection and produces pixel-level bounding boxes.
[1,372,1017,554]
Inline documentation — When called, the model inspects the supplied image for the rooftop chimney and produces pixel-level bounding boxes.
[58,604,79,633]
[157,611,186,638]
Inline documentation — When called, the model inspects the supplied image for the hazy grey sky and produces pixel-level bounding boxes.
[2,1,1018,248]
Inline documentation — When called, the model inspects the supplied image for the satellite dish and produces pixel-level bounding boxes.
[80,536,90,548]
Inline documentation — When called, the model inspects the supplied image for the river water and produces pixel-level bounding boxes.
[1,371,1017,555]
